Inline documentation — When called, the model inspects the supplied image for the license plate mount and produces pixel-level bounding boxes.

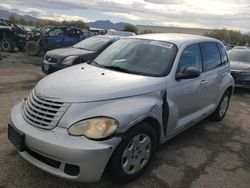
[8,124,25,152]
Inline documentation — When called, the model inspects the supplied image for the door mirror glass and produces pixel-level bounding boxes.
[176,67,201,80]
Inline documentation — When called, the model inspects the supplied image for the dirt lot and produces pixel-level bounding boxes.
[0,52,250,188]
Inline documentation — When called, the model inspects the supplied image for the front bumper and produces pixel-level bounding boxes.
[42,60,71,74]
[10,102,121,182]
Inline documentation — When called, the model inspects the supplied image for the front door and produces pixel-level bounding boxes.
[167,43,204,135]
[44,28,65,50]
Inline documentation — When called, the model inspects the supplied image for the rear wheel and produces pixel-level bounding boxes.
[211,90,231,121]
[25,41,41,56]
[110,122,157,182]
[0,38,15,52]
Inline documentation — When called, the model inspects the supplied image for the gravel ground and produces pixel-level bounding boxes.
[0,52,250,188]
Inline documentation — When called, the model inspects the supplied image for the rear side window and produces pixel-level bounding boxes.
[178,44,202,73]
[217,43,229,64]
[200,42,221,71]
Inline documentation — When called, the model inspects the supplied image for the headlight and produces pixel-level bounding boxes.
[61,56,78,65]
[68,117,119,139]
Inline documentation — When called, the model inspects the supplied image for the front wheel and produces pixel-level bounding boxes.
[211,90,231,121]
[110,122,157,183]
[0,39,15,52]
[25,41,41,56]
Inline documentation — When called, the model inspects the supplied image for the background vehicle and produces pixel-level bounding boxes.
[25,26,84,56]
[232,46,249,50]
[224,44,234,51]
[8,34,234,183]
[0,25,26,52]
[26,26,53,41]
[42,35,120,74]
[228,49,250,88]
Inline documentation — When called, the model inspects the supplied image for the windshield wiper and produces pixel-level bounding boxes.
[89,60,103,67]
[102,65,131,73]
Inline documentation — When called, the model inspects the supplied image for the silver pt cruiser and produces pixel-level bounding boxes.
[8,33,234,183]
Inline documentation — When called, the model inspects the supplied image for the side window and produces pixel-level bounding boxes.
[178,44,202,73]
[200,42,221,71]
[217,43,229,64]
[48,29,64,37]
[67,29,82,37]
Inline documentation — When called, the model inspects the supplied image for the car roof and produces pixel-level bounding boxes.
[93,35,121,41]
[129,33,220,47]
[228,48,250,52]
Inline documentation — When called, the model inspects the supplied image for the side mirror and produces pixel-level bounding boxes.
[176,67,201,80]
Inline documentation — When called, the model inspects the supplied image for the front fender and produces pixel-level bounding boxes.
[58,92,163,134]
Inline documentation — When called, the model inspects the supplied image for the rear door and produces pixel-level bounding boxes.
[63,28,83,47]
[199,42,228,113]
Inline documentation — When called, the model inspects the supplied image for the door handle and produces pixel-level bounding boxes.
[200,80,208,85]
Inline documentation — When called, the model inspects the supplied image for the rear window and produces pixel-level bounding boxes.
[200,42,221,71]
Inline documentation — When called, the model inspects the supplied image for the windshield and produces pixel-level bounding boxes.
[93,39,177,76]
[73,37,111,51]
[228,50,250,63]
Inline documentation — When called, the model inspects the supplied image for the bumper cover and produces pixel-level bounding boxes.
[10,102,121,182]
[42,60,69,74]
[231,72,250,88]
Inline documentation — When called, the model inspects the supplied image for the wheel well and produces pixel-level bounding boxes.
[143,117,161,147]
[226,86,233,96]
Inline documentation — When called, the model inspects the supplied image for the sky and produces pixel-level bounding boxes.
[0,0,250,32]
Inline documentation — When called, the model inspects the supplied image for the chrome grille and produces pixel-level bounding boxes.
[22,89,70,129]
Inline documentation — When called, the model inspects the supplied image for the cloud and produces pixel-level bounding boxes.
[1,0,250,31]
[0,3,12,10]
[144,0,183,5]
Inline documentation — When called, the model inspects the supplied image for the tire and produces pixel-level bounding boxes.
[110,122,157,183]
[0,38,15,52]
[25,41,41,56]
[210,90,231,121]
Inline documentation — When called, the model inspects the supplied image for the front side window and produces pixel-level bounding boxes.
[73,37,111,51]
[48,28,64,37]
[93,39,178,76]
[178,44,202,73]
[200,42,221,71]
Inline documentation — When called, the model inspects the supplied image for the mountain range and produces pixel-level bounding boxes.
[0,9,128,30]
[0,9,39,21]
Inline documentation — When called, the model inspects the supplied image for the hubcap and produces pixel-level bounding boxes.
[219,95,229,117]
[121,134,151,175]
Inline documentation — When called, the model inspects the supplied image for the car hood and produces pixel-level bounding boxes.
[46,47,95,59]
[36,64,166,103]
[230,61,250,72]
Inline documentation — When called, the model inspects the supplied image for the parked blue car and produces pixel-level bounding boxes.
[25,26,85,56]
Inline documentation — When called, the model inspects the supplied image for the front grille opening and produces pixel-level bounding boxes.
[64,164,80,176]
[26,147,61,169]
[22,89,69,129]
